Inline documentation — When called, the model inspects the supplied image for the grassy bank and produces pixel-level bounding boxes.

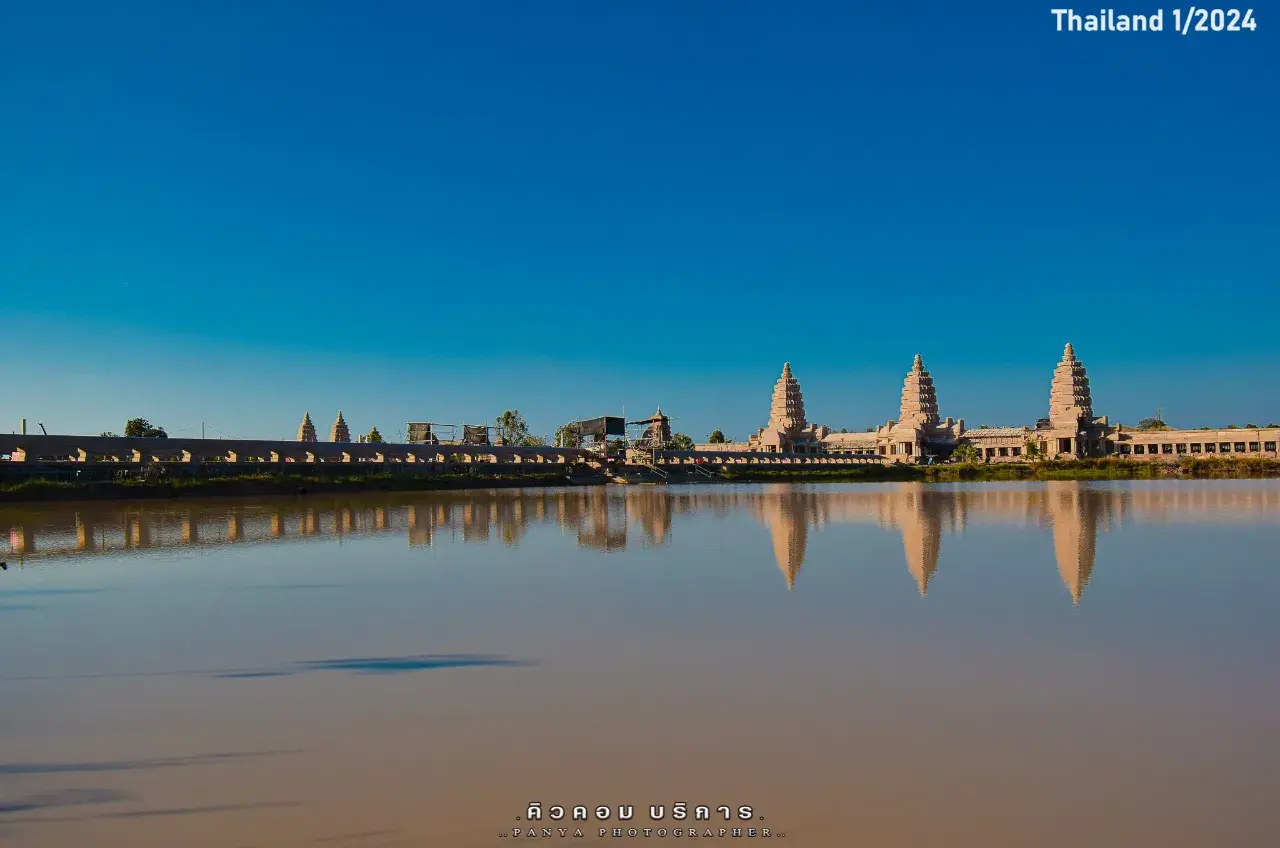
[718,457,1280,483]
[4,457,1276,503]
[0,471,589,504]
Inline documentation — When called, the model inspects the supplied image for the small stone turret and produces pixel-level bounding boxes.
[899,354,941,429]
[768,363,807,433]
[297,412,317,442]
[330,411,351,443]
[647,406,672,445]
[1049,343,1093,429]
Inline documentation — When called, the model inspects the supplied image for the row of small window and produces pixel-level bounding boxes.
[1121,442,1277,455]
[984,447,1021,457]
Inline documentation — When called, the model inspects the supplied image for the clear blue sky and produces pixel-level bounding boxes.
[3,1,1276,441]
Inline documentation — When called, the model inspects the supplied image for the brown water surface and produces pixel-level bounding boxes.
[1,481,1277,847]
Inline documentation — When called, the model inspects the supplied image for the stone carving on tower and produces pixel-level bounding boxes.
[769,363,806,432]
[330,411,351,443]
[1049,343,1094,429]
[748,362,828,453]
[899,354,941,429]
[297,412,317,443]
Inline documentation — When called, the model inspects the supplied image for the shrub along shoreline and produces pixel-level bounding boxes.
[1,457,1277,504]
[718,456,1280,483]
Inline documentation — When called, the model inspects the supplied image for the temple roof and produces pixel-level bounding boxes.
[963,426,1031,438]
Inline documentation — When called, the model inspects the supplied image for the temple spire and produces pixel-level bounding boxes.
[768,362,807,433]
[330,411,351,443]
[1049,343,1093,428]
[297,412,317,443]
[899,354,940,429]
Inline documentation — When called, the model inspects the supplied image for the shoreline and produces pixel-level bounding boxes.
[2,458,1278,505]
[719,457,1280,483]
[0,472,591,505]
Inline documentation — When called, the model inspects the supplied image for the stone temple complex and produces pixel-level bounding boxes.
[704,343,1279,463]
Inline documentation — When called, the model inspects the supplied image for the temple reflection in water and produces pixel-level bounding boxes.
[4,483,1278,604]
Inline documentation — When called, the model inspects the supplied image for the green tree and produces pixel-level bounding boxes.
[1024,438,1044,459]
[838,428,848,434]
[519,434,548,447]
[708,429,727,444]
[1137,417,1170,430]
[669,433,694,450]
[100,431,118,437]
[124,418,167,438]
[554,423,583,448]
[366,427,384,443]
[495,409,532,445]
[1225,424,1240,429]
[1245,423,1258,429]
[864,426,876,432]
[951,443,981,463]
[1267,423,1279,428]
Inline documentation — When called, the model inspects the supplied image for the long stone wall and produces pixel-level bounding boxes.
[0,433,594,468]
[1110,427,1280,460]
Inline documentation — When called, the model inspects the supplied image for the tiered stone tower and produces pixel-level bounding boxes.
[296,412,317,442]
[330,411,351,443]
[1049,342,1093,429]
[748,362,828,453]
[899,354,941,429]
[768,363,807,433]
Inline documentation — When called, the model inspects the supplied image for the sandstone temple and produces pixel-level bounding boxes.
[713,343,1278,463]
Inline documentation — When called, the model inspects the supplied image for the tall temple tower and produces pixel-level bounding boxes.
[1049,343,1093,429]
[899,354,941,429]
[769,363,807,433]
[879,354,961,461]
[297,412,317,442]
[748,362,827,453]
[1042,342,1109,458]
[330,411,351,443]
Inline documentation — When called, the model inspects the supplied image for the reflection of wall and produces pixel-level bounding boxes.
[4,485,1277,603]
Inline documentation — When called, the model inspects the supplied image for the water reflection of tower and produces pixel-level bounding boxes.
[1046,481,1109,605]
[893,484,949,597]
[756,485,814,590]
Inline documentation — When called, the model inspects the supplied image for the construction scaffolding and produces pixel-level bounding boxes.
[625,410,673,465]
[405,422,495,446]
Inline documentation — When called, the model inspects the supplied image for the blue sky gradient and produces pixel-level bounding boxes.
[3,1,1277,440]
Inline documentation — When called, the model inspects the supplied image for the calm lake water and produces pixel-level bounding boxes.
[1,481,1278,847]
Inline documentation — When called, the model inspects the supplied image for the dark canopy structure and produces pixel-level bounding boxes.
[574,416,626,438]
